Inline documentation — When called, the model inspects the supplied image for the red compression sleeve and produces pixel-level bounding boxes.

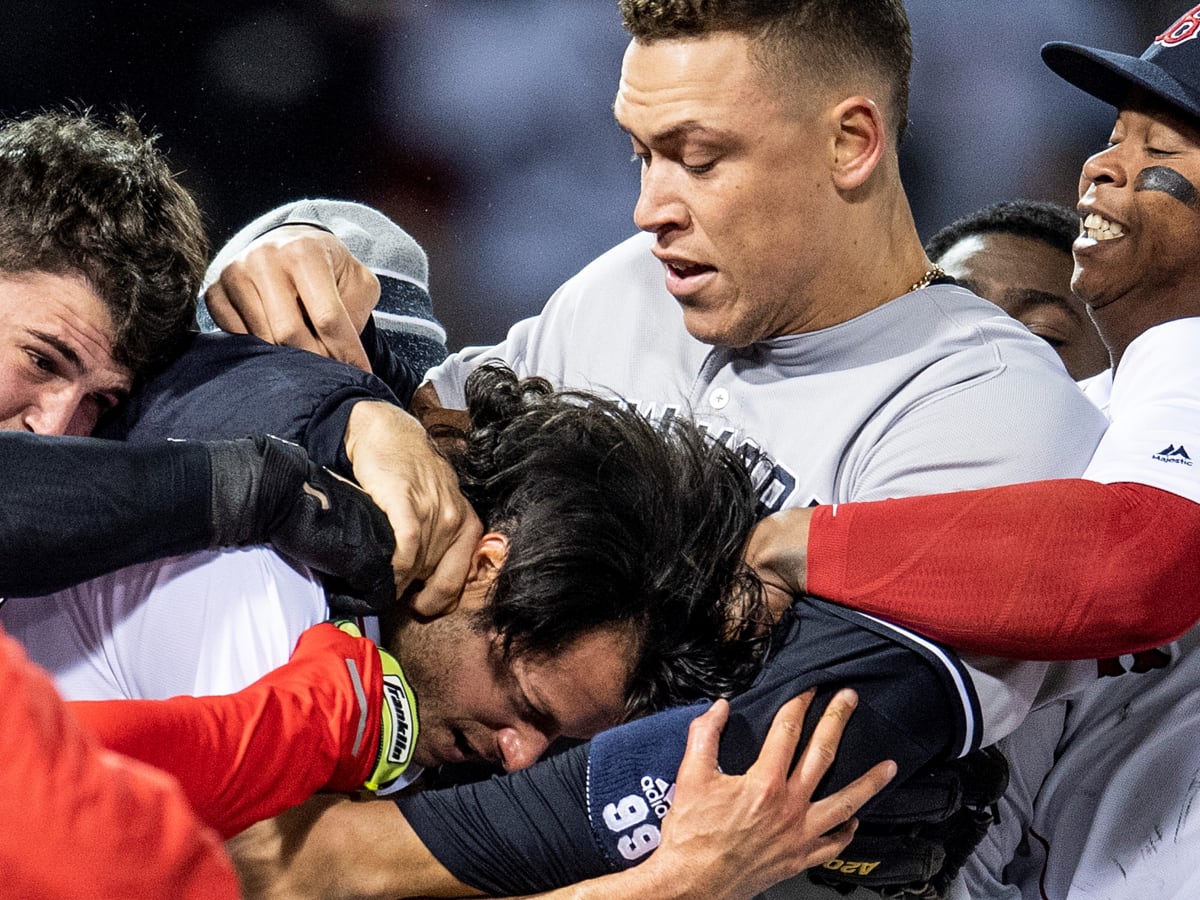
[806,480,1200,659]
[0,627,238,900]
[69,622,383,839]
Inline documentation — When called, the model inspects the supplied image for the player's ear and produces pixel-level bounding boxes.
[468,532,509,586]
[459,532,509,614]
[415,532,510,618]
[829,95,885,191]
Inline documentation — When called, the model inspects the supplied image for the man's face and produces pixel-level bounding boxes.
[0,271,130,435]
[614,33,840,347]
[937,232,1109,380]
[391,594,633,772]
[1074,94,1200,325]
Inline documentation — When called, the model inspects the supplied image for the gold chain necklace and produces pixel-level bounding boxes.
[909,264,947,293]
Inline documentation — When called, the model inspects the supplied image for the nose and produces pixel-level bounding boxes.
[496,725,552,772]
[1080,143,1126,193]
[632,163,689,236]
[22,388,92,436]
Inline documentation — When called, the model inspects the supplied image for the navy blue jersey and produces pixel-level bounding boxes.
[101,331,398,476]
[399,596,981,895]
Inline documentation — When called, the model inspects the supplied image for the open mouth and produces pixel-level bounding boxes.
[667,261,714,278]
[1080,212,1126,241]
[661,259,717,295]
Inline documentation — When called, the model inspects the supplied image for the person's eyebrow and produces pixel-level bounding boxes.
[517,676,558,732]
[1011,288,1085,320]
[617,118,733,146]
[29,329,84,373]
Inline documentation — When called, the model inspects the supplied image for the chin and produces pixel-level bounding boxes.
[1070,278,1115,312]
[680,311,749,348]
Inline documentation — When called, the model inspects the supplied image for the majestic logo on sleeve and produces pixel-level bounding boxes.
[1152,444,1193,466]
[1157,6,1200,47]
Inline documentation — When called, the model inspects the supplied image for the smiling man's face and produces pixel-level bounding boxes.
[1073,93,1200,339]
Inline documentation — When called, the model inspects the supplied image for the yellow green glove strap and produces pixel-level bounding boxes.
[333,620,420,792]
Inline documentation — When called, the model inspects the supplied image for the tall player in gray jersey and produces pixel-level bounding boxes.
[204,2,1105,897]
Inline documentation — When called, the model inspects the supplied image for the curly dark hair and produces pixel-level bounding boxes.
[433,363,769,718]
[618,0,912,141]
[925,199,1080,263]
[0,110,208,380]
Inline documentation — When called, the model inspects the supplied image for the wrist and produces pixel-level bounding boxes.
[343,401,427,469]
[745,507,813,597]
[331,620,421,794]
[206,438,267,547]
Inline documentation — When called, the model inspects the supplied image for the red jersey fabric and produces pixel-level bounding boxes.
[0,626,239,899]
[806,480,1200,659]
[70,622,383,839]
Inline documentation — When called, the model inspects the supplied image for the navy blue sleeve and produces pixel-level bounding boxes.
[398,599,980,895]
[360,276,448,405]
[398,745,607,895]
[0,433,214,595]
[101,332,399,476]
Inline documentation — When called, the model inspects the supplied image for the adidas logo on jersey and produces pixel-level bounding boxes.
[1152,444,1193,466]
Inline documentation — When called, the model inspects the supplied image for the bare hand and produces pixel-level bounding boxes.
[743,506,815,617]
[206,225,380,371]
[343,401,483,616]
[647,689,896,900]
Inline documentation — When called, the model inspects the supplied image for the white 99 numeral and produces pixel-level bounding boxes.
[617,824,661,861]
[602,795,649,832]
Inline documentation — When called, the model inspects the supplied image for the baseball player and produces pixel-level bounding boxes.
[925,199,1109,381]
[743,7,1200,897]
[5,365,782,836]
[0,108,238,899]
[199,2,1108,897]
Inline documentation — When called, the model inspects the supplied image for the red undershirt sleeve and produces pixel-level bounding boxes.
[68,623,382,839]
[806,480,1200,659]
[0,627,239,899]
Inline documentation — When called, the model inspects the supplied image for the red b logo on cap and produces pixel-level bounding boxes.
[1157,5,1200,47]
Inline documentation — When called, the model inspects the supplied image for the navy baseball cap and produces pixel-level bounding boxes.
[1042,4,1200,122]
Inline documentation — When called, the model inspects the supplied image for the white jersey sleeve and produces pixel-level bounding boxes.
[0,547,328,700]
[1083,318,1200,503]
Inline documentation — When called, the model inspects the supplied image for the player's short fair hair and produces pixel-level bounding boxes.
[438,363,768,717]
[0,111,208,380]
[925,199,1079,262]
[618,0,913,141]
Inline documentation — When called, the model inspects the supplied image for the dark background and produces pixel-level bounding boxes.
[0,1,1183,349]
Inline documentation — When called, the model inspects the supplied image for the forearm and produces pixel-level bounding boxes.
[69,623,385,839]
[807,479,1200,658]
[516,866,686,900]
[0,433,213,595]
[0,628,239,899]
[108,332,399,476]
[229,795,482,900]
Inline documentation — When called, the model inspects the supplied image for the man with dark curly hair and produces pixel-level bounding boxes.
[7,365,778,832]
[193,2,1107,897]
